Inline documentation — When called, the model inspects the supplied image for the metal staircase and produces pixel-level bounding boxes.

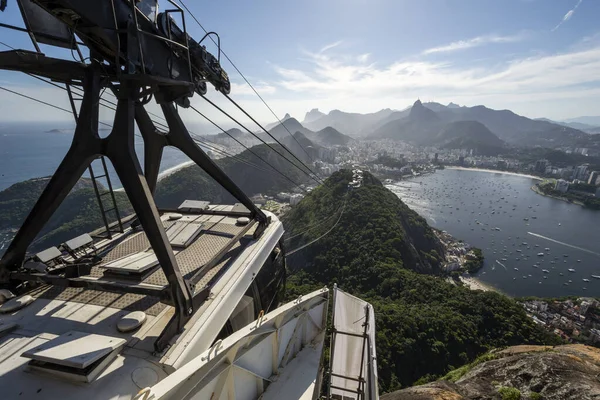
[88,156,124,239]
[65,84,123,239]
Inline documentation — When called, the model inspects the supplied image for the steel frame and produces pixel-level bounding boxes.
[0,57,269,352]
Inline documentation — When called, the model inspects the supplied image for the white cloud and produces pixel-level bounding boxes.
[422,33,527,55]
[357,53,370,63]
[267,41,600,120]
[230,81,277,96]
[552,0,583,32]
[319,41,343,53]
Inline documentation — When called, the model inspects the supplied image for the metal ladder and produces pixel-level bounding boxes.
[88,156,124,239]
[65,84,124,239]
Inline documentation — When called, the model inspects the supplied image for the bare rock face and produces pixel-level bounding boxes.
[381,344,600,400]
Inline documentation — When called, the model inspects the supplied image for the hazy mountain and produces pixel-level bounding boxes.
[372,100,442,143]
[436,121,505,155]
[312,126,353,146]
[303,108,326,124]
[563,116,600,126]
[370,109,411,131]
[156,143,311,208]
[535,118,600,132]
[303,108,395,136]
[435,105,589,146]
[422,101,449,112]
[264,113,294,131]
[436,120,503,146]
[212,128,246,141]
[266,117,313,141]
[373,103,507,153]
[447,102,461,109]
[280,131,321,163]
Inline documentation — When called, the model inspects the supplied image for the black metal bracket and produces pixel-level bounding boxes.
[134,101,270,235]
[0,65,193,319]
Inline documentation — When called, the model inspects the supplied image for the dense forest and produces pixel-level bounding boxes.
[0,178,132,251]
[283,170,562,392]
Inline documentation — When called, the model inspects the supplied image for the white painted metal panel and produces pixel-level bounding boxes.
[162,213,285,369]
[102,252,159,273]
[134,288,329,400]
[35,247,62,263]
[22,330,126,368]
[165,221,204,248]
[330,288,379,400]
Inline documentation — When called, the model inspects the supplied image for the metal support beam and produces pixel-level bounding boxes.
[0,68,102,281]
[134,103,270,238]
[104,82,193,318]
[0,66,193,334]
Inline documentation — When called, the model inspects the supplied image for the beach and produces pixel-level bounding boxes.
[446,166,542,181]
[114,160,194,192]
[460,276,500,293]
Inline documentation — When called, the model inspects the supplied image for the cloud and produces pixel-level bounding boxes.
[319,41,343,53]
[230,81,277,96]
[357,53,370,63]
[422,34,527,55]
[552,0,583,32]
[268,41,600,118]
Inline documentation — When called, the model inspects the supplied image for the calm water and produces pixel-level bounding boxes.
[388,168,600,298]
[0,122,202,191]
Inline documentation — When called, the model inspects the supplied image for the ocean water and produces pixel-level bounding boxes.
[0,122,195,191]
[388,168,600,298]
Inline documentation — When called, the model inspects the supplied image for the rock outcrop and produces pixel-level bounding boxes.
[382,344,600,400]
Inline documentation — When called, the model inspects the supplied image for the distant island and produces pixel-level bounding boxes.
[45,128,70,134]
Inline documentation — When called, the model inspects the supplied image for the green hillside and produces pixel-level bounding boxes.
[283,170,561,392]
[0,177,132,252]
[155,143,311,208]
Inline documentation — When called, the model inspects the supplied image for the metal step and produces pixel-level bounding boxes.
[87,156,124,240]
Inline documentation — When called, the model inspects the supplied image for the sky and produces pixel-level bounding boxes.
[0,0,599,129]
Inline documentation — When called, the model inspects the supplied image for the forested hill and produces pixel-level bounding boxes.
[282,170,562,392]
[284,170,445,282]
[155,143,310,208]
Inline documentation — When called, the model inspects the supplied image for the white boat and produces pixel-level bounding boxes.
[537,253,544,256]
[568,268,576,272]
[583,279,590,282]
[592,275,600,279]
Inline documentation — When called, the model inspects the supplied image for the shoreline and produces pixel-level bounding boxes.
[114,160,194,192]
[156,160,195,182]
[460,276,503,294]
[446,166,542,181]
[530,184,586,207]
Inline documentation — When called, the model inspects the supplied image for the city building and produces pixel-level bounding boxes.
[575,164,589,181]
[560,167,575,180]
[588,171,599,186]
[535,159,548,173]
[555,179,570,193]
[290,194,304,206]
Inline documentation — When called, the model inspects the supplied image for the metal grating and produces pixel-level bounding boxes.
[194,240,247,289]
[205,222,245,237]
[175,234,233,279]
[28,215,252,313]
[29,285,166,316]
[101,232,151,263]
